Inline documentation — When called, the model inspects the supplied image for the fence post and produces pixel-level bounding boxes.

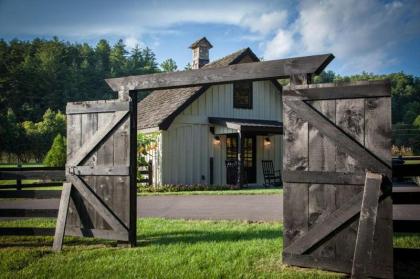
[16,163,22,190]
[148,160,153,186]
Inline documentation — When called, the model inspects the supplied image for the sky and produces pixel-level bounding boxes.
[0,0,419,75]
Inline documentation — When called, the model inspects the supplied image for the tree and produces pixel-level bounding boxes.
[43,134,66,167]
[160,58,178,72]
[110,39,128,77]
[141,47,158,73]
[413,115,420,128]
[184,62,192,70]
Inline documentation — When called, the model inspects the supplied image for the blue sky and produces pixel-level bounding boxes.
[0,0,419,75]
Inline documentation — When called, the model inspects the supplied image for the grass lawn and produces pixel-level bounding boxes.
[138,188,282,196]
[1,218,419,279]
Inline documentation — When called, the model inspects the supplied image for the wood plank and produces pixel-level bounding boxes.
[0,227,55,236]
[283,183,309,248]
[53,182,72,251]
[67,111,128,167]
[283,191,363,255]
[283,252,352,275]
[284,100,391,177]
[66,113,81,228]
[392,191,420,204]
[365,98,392,165]
[283,75,309,254]
[364,96,393,278]
[79,112,98,229]
[351,172,383,278]
[69,176,127,233]
[0,190,61,199]
[283,252,392,279]
[70,166,129,176]
[0,182,63,189]
[334,98,365,266]
[0,169,65,180]
[113,114,131,229]
[66,101,129,114]
[65,227,129,241]
[0,166,64,171]
[283,171,365,185]
[128,93,137,247]
[283,80,391,100]
[393,220,420,233]
[105,54,334,92]
[0,209,58,217]
[393,164,420,177]
[308,99,336,259]
[96,111,115,230]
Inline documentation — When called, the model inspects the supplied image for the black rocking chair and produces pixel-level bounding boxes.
[261,160,282,187]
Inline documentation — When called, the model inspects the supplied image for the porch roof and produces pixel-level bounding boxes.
[208,117,283,135]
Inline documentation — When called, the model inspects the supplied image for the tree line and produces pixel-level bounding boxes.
[0,37,419,165]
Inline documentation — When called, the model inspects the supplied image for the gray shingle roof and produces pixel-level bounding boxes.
[137,48,258,130]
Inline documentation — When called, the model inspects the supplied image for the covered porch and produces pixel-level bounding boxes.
[209,117,283,187]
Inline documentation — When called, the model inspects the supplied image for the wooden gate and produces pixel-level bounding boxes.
[282,81,393,278]
[53,99,137,250]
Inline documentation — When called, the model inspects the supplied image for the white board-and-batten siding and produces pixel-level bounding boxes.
[144,80,282,186]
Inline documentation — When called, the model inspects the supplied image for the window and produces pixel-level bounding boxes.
[226,135,238,160]
[233,81,252,109]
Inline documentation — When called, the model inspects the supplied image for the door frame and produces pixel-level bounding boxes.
[226,133,257,184]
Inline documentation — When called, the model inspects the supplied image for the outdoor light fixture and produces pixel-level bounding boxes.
[264,137,271,146]
[214,136,221,144]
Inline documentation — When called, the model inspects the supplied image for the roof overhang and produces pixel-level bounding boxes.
[209,117,283,135]
[106,53,334,92]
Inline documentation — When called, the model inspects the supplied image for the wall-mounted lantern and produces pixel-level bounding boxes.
[213,136,221,144]
[264,137,271,146]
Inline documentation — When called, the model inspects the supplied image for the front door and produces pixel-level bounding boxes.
[226,134,256,184]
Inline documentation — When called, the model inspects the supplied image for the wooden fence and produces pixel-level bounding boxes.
[392,158,420,234]
[137,160,153,185]
[0,166,65,236]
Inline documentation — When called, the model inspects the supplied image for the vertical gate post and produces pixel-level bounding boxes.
[129,90,137,247]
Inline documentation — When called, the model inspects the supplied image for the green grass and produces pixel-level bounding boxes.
[0,218,338,279]
[405,160,420,165]
[1,218,419,279]
[138,188,282,196]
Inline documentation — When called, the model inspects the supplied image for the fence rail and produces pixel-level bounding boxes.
[392,157,420,235]
[0,166,65,237]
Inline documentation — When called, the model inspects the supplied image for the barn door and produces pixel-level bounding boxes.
[282,81,393,278]
[53,99,137,250]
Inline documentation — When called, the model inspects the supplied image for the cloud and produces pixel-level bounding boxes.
[240,11,288,35]
[262,0,420,73]
[124,36,143,50]
[263,29,294,59]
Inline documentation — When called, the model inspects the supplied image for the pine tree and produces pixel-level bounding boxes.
[43,134,66,167]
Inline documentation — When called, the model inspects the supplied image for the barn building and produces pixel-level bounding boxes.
[138,37,283,186]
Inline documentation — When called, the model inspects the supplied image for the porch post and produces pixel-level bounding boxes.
[237,130,243,187]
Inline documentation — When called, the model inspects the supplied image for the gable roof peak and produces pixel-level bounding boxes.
[189,37,213,49]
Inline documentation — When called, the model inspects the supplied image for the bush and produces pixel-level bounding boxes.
[137,184,240,193]
[43,134,66,167]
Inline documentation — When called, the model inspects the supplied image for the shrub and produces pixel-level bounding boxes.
[392,145,414,156]
[43,134,66,167]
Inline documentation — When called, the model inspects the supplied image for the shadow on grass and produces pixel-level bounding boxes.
[138,228,283,247]
[0,235,115,249]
